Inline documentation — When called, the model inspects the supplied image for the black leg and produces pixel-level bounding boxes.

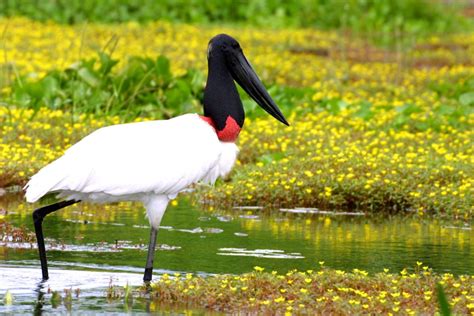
[143,227,158,282]
[32,200,79,280]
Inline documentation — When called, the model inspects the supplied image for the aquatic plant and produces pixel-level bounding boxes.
[204,108,473,218]
[131,265,474,314]
[0,16,472,218]
[9,53,205,120]
[0,7,472,315]
[0,220,35,243]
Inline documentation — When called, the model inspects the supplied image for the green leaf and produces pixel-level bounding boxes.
[243,99,257,114]
[436,283,451,316]
[41,76,59,98]
[435,104,454,115]
[156,55,171,79]
[459,92,474,106]
[355,101,374,120]
[71,81,89,103]
[24,81,44,100]
[98,52,119,76]
[396,103,422,115]
[258,153,285,165]
[321,98,347,115]
[77,67,100,87]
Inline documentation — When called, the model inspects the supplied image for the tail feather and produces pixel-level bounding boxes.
[24,159,68,203]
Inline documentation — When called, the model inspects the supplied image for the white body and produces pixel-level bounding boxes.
[25,114,239,228]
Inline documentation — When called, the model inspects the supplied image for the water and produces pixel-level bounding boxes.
[0,193,472,313]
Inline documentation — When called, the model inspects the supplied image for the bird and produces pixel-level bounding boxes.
[24,34,289,282]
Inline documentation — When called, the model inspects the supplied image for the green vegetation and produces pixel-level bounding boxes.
[0,1,473,314]
[0,0,470,41]
[7,52,309,121]
[437,283,452,316]
[111,265,472,314]
[1,18,473,219]
[9,53,205,120]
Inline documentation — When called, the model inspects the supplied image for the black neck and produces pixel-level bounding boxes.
[203,51,245,131]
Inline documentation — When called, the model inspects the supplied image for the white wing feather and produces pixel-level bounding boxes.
[25,114,238,203]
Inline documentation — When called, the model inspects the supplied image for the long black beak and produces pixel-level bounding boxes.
[228,51,289,126]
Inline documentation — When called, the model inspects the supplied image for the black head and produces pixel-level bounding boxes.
[207,34,242,60]
[204,34,289,134]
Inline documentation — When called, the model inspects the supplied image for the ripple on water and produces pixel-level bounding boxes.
[217,248,305,259]
[0,265,144,295]
[0,240,182,252]
[0,264,151,314]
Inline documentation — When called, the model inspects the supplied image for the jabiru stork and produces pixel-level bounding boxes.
[24,34,289,282]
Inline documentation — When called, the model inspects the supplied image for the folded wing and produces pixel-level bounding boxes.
[25,114,235,203]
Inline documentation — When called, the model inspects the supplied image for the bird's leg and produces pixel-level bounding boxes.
[143,196,168,283]
[32,200,79,280]
[143,227,158,282]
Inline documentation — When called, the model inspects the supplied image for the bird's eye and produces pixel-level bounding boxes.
[232,43,240,49]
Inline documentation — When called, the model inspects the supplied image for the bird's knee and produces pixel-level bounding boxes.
[32,209,44,224]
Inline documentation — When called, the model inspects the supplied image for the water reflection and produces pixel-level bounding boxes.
[33,280,46,315]
[0,265,147,314]
[1,192,472,278]
[217,247,305,259]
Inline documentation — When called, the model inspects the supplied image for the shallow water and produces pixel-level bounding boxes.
[0,193,472,313]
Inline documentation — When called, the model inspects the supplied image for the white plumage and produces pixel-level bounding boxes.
[27,34,289,282]
[25,113,238,228]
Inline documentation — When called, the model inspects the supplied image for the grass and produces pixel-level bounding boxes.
[202,108,472,218]
[0,0,469,39]
[0,6,472,315]
[5,264,469,314]
[0,16,472,219]
[101,265,474,314]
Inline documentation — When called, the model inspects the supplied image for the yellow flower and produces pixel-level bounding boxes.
[274,296,285,303]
